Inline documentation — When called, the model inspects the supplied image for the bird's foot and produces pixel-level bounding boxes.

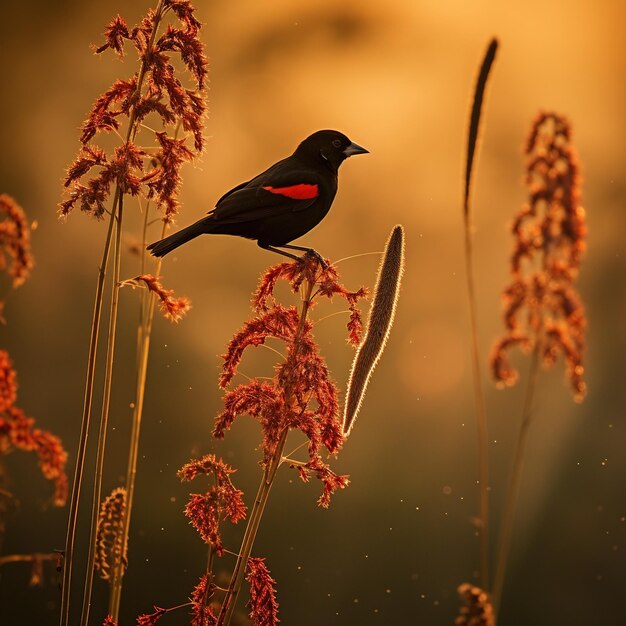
[303,249,328,269]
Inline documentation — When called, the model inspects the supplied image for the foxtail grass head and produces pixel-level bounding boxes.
[342,225,405,436]
[95,487,127,582]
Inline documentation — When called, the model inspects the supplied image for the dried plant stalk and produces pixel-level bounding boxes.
[59,1,207,622]
[342,225,404,436]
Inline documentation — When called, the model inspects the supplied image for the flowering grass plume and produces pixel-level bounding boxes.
[342,225,404,436]
[246,557,279,626]
[60,0,207,222]
[0,194,34,317]
[95,487,127,582]
[455,583,494,626]
[178,454,247,556]
[214,254,366,506]
[0,349,68,507]
[490,112,587,401]
[122,274,191,322]
[189,573,218,626]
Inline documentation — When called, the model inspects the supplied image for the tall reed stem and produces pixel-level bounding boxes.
[60,6,166,624]
[108,215,168,619]
[492,342,541,620]
[216,279,315,626]
[59,193,117,626]
[80,194,125,626]
[463,231,491,589]
[463,38,498,590]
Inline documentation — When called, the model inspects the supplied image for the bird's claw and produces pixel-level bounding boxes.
[303,249,328,269]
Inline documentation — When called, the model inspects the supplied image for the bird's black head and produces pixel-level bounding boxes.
[294,130,368,173]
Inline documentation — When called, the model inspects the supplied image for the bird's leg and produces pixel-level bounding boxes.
[258,242,301,262]
[278,244,327,268]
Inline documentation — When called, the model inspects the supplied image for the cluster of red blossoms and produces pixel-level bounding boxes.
[0,349,68,506]
[178,454,247,556]
[123,274,191,322]
[135,257,366,626]
[215,255,367,507]
[0,194,33,314]
[491,112,587,401]
[60,0,207,222]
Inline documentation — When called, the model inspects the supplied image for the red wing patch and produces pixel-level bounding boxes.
[262,184,319,200]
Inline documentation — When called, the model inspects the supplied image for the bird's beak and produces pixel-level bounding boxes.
[343,141,369,157]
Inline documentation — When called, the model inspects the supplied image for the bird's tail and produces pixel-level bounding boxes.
[147,221,206,257]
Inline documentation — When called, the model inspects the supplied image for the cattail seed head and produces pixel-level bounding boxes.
[95,487,127,582]
[342,225,405,436]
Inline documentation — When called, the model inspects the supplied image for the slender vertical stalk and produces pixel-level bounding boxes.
[463,233,491,589]
[492,343,541,620]
[60,6,167,624]
[80,194,125,626]
[216,280,315,626]
[463,38,498,590]
[108,216,168,619]
[59,192,118,626]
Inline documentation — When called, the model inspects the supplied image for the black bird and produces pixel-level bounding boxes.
[147,129,368,262]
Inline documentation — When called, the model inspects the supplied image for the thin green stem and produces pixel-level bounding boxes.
[59,191,118,626]
[492,342,541,621]
[216,279,315,626]
[80,193,125,626]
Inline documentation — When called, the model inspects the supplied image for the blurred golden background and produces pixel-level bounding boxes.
[1,0,625,624]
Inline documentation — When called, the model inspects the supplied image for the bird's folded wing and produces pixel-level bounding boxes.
[209,160,320,224]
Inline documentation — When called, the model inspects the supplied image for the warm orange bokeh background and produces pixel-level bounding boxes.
[1,1,625,624]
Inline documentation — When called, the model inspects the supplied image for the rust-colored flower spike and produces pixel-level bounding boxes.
[178,454,247,555]
[95,487,127,582]
[60,0,207,222]
[455,583,494,626]
[1,375,69,505]
[246,557,279,626]
[190,573,218,626]
[490,112,587,401]
[0,194,34,290]
[0,350,17,412]
[102,616,117,626]
[214,255,365,505]
[123,274,191,322]
[342,225,405,435]
[136,606,167,625]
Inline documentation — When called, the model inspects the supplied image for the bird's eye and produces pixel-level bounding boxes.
[332,139,342,148]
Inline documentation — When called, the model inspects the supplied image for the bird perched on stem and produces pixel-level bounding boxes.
[147,130,368,263]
